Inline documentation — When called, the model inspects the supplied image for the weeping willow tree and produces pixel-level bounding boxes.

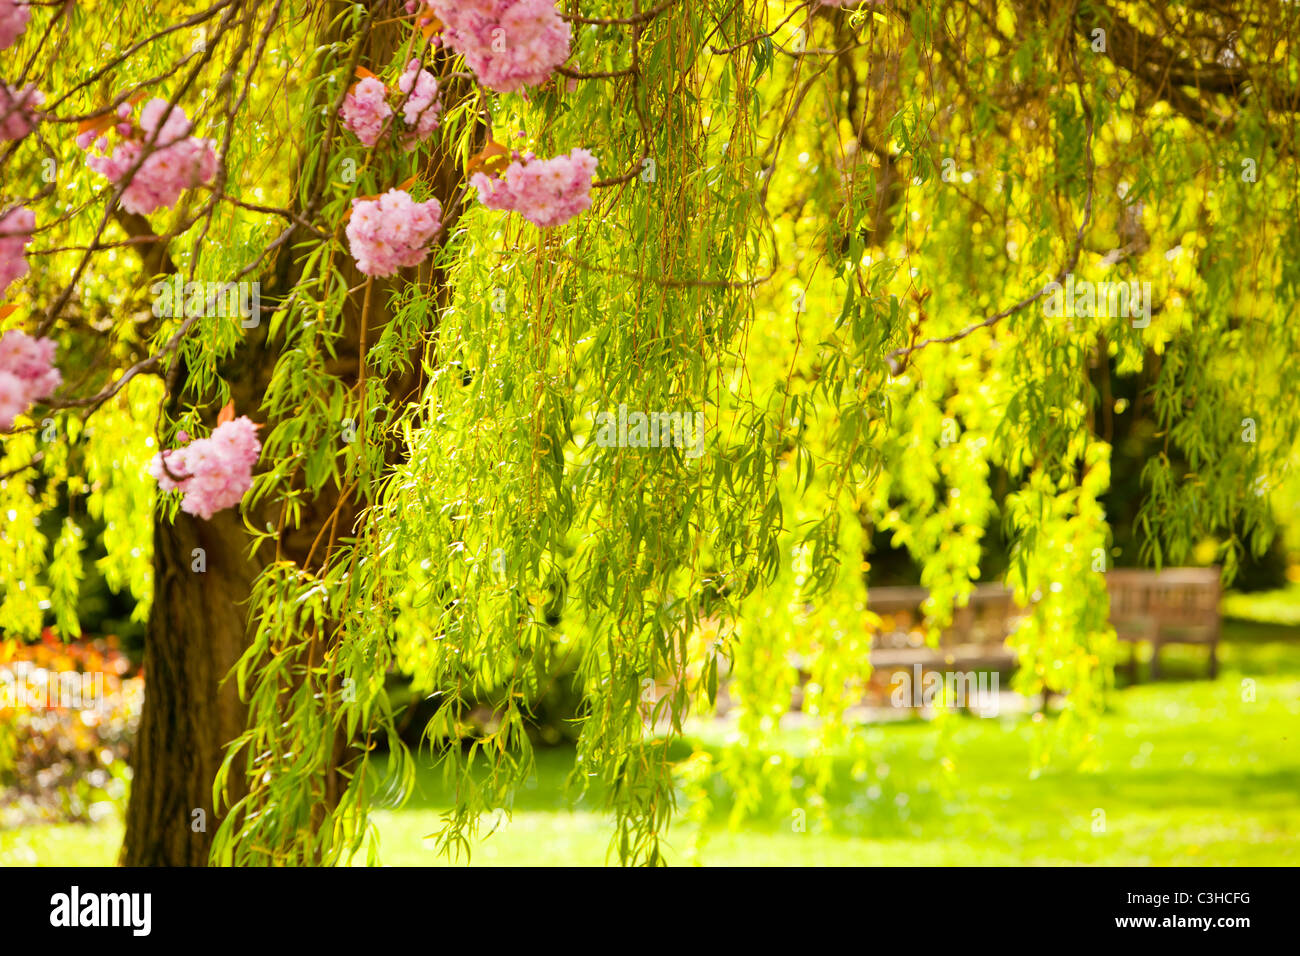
[1,0,1297,865]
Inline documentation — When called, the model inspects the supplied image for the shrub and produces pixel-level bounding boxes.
[0,630,142,826]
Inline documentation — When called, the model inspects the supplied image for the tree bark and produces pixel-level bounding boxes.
[121,3,468,865]
[120,511,260,865]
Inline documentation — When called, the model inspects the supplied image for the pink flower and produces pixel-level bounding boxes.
[396,60,442,148]
[149,416,261,519]
[84,99,218,215]
[0,84,42,141]
[0,0,29,51]
[340,65,442,150]
[0,205,35,296]
[345,188,443,277]
[470,147,596,228]
[340,77,393,147]
[139,97,195,145]
[0,370,25,427]
[0,329,61,429]
[427,0,570,93]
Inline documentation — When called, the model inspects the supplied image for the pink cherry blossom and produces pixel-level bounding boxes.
[345,188,443,277]
[0,370,24,427]
[0,0,29,51]
[84,98,218,215]
[0,205,35,296]
[340,77,393,147]
[426,0,571,93]
[0,84,42,140]
[396,60,442,148]
[149,416,261,520]
[470,147,597,228]
[0,329,61,429]
[340,64,442,150]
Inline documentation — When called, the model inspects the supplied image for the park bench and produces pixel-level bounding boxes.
[866,568,1221,682]
[1105,567,1221,681]
[866,584,1021,672]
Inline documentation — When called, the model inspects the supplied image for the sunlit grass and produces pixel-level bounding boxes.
[1223,585,1300,626]
[364,671,1299,866]
[0,821,121,866]
[6,621,1298,866]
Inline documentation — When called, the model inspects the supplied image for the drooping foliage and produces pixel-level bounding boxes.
[2,0,1298,865]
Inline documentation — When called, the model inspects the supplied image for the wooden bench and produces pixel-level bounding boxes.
[865,568,1222,683]
[866,584,1021,672]
[1105,567,1221,681]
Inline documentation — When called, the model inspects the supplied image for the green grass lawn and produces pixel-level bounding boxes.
[5,622,1299,866]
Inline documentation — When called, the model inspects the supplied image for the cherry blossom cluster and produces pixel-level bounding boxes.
[470,147,597,228]
[0,204,34,297]
[396,59,442,145]
[345,188,443,277]
[0,329,60,429]
[0,83,41,141]
[149,416,262,520]
[83,98,218,216]
[0,0,28,51]
[339,77,392,147]
[426,0,571,93]
[340,61,442,150]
